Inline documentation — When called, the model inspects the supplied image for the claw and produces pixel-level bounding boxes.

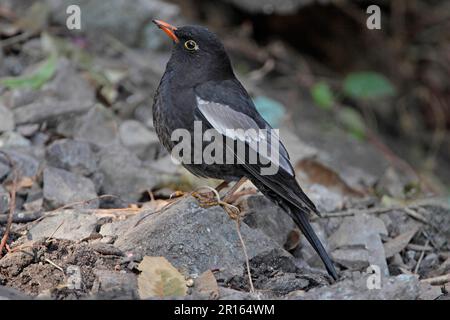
[192,186,242,220]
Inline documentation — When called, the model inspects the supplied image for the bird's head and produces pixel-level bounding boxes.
[153,20,234,83]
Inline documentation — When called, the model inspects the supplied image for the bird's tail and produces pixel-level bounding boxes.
[249,177,338,280]
[282,201,338,281]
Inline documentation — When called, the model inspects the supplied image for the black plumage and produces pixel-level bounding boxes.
[152,21,338,280]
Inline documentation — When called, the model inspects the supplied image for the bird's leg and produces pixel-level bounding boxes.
[222,177,248,203]
[192,178,248,220]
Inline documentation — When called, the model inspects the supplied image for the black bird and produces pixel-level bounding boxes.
[152,20,338,280]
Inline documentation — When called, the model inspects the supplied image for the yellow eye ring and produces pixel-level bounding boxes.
[184,40,198,51]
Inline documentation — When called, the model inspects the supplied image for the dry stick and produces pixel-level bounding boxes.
[414,239,429,274]
[44,258,64,272]
[234,218,255,293]
[421,274,450,286]
[0,152,18,258]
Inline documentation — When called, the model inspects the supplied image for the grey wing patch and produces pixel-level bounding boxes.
[196,96,295,176]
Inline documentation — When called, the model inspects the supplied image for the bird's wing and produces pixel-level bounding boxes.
[194,79,318,215]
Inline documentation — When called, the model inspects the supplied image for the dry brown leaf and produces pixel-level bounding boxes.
[5,176,34,192]
[296,159,363,196]
[137,256,187,299]
[194,270,219,299]
[384,225,420,258]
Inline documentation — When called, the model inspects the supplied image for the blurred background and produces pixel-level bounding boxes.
[0,0,449,206]
[0,0,449,300]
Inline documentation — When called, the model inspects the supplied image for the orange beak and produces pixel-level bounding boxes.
[153,19,179,43]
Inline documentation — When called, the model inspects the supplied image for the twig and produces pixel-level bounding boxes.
[414,239,429,274]
[404,207,430,225]
[45,220,64,243]
[421,274,450,286]
[234,218,255,293]
[44,258,64,272]
[0,152,18,258]
[0,31,34,48]
[406,243,434,252]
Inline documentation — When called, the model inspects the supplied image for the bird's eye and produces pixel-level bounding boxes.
[184,40,198,51]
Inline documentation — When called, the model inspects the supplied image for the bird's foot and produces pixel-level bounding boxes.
[169,190,188,199]
[191,189,219,208]
[191,186,241,220]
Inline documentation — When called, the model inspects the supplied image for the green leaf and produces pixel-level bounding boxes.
[338,107,366,140]
[0,53,57,90]
[311,82,334,110]
[343,72,396,100]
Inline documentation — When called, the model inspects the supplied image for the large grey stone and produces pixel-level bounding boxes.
[0,149,41,178]
[43,167,98,209]
[74,105,118,146]
[50,0,180,48]
[97,144,158,202]
[91,270,138,299]
[46,139,97,176]
[42,58,95,102]
[0,131,31,148]
[119,120,159,159]
[0,104,14,132]
[13,98,93,125]
[222,0,316,14]
[28,209,101,241]
[112,196,284,279]
[296,274,421,300]
[328,214,389,276]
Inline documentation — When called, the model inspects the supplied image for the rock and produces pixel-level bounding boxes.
[50,0,181,48]
[0,149,41,178]
[46,139,97,176]
[0,162,9,180]
[297,274,421,300]
[279,128,318,165]
[418,282,443,300]
[91,270,138,299]
[0,131,31,148]
[328,214,389,276]
[97,144,158,202]
[229,248,329,295]
[89,243,123,256]
[42,58,95,102]
[218,287,263,300]
[221,0,315,15]
[0,185,10,214]
[13,98,93,125]
[43,167,98,209]
[0,103,14,132]
[305,184,345,212]
[119,120,160,159]
[0,286,30,300]
[241,195,295,247]
[331,248,370,270]
[111,196,284,280]
[73,105,119,146]
[28,209,101,241]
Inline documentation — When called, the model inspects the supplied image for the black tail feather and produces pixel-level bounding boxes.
[248,176,338,280]
[285,203,338,281]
